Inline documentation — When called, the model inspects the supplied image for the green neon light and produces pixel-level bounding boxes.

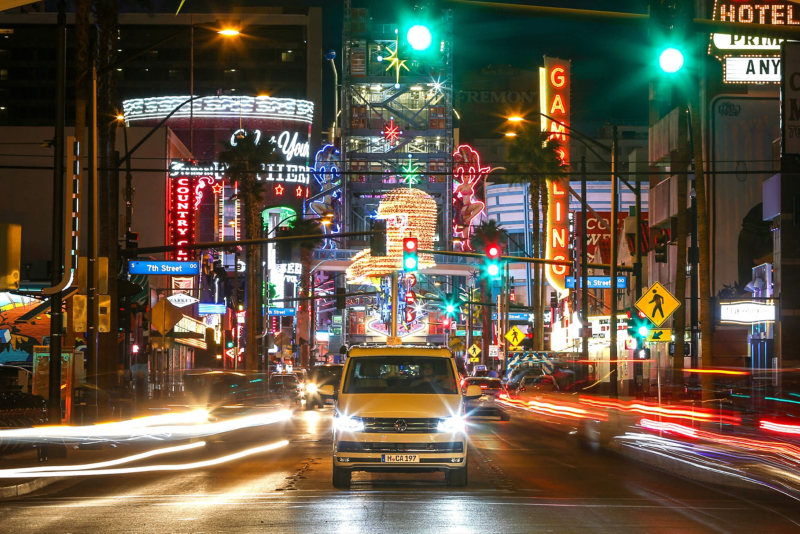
[766,396,800,405]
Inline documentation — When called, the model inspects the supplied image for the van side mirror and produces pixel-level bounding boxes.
[464,384,482,399]
[319,385,335,396]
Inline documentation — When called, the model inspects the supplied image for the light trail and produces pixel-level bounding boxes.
[0,441,206,474]
[760,420,800,435]
[498,395,608,421]
[0,409,293,442]
[682,368,750,376]
[580,397,742,425]
[0,440,289,478]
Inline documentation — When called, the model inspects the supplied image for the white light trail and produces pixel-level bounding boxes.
[1,441,205,474]
[0,409,293,442]
[0,440,289,478]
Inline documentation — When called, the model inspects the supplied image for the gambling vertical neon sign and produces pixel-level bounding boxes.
[540,57,571,297]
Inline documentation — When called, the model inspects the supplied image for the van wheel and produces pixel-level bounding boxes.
[332,464,351,488]
[446,462,468,487]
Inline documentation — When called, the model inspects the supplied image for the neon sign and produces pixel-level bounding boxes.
[452,144,489,252]
[382,117,402,145]
[170,176,197,261]
[310,144,342,249]
[540,57,571,298]
[122,95,314,124]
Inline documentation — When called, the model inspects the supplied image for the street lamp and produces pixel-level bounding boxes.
[507,116,525,122]
[218,28,241,36]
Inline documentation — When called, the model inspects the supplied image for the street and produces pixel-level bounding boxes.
[2,405,799,533]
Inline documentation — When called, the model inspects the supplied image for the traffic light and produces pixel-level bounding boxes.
[403,237,418,272]
[652,0,690,74]
[125,230,139,252]
[407,25,432,51]
[626,307,650,349]
[335,285,346,311]
[654,233,668,263]
[442,293,464,317]
[370,219,387,257]
[485,242,501,278]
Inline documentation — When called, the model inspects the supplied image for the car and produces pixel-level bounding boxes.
[303,364,344,410]
[505,368,543,394]
[294,369,308,385]
[508,374,557,397]
[268,374,301,403]
[323,345,482,488]
[461,377,511,421]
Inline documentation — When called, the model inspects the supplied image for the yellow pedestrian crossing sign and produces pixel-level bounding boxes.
[635,281,681,327]
[505,325,525,347]
[467,344,481,358]
[647,328,672,342]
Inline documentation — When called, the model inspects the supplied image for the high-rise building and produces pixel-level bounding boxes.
[340,2,454,248]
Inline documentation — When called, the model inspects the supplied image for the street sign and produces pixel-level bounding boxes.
[269,307,297,316]
[488,345,499,359]
[469,357,479,363]
[492,312,532,321]
[467,344,481,358]
[199,303,226,315]
[149,299,183,335]
[635,281,681,328]
[565,276,627,289]
[167,293,199,308]
[504,325,525,347]
[129,260,200,275]
[647,328,672,342]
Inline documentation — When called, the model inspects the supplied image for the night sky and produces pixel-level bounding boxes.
[109,0,652,132]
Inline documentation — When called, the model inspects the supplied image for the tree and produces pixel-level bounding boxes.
[471,220,508,361]
[219,132,281,373]
[503,128,568,350]
[276,219,324,369]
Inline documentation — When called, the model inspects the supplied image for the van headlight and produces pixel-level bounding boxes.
[305,383,318,394]
[437,416,466,433]
[334,415,364,432]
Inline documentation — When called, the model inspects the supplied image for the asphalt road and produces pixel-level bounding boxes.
[2,404,800,533]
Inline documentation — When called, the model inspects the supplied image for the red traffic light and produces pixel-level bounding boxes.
[486,243,500,259]
[638,310,647,319]
[442,318,451,328]
[403,237,418,252]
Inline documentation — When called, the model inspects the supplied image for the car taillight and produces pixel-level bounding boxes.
[480,385,488,389]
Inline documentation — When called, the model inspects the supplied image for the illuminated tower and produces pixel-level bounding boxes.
[341,2,454,247]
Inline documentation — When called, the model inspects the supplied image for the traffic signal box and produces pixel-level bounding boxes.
[403,237,418,272]
[371,219,387,257]
[626,307,651,350]
[651,0,691,74]
[485,242,501,278]
[654,233,668,263]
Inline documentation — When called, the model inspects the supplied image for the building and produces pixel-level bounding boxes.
[0,8,323,147]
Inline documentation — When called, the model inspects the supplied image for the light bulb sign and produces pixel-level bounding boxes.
[719,301,776,324]
[540,56,571,298]
[710,1,793,84]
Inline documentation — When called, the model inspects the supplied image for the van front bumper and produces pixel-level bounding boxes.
[333,431,467,471]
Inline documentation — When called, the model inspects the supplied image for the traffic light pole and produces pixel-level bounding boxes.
[610,126,619,399]
[581,157,589,363]
[390,272,399,343]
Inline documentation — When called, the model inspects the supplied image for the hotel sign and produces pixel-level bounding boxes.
[724,56,781,83]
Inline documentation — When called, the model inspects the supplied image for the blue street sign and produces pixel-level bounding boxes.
[269,308,296,316]
[565,276,627,289]
[492,312,532,321]
[129,260,200,275]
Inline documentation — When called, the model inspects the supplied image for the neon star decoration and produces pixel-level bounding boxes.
[212,183,224,195]
[295,185,304,197]
[400,157,423,186]
[382,117,403,145]
[452,144,490,252]
[383,31,409,86]
[275,184,284,196]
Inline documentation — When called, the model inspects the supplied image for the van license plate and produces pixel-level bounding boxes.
[382,454,419,463]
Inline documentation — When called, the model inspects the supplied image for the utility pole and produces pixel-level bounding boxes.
[609,125,619,398]
[690,188,699,368]
[47,0,67,424]
[86,61,99,420]
[580,156,589,362]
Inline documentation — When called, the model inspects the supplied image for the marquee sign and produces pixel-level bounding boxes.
[719,301,776,324]
[710,1,795,83]
[170,177,197,261]
[540,56,571,298]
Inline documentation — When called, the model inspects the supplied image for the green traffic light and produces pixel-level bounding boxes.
[404,256,418,270]
[446,304,455,314]
[407,25,432,51]
[659,47,684,73]
[487,263,500,277]
[637,325,649,337]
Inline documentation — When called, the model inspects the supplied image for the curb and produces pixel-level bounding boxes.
[0,476,67,499]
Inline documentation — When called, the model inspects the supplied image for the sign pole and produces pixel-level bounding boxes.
[581,156,589,362]
[610,125,619,399]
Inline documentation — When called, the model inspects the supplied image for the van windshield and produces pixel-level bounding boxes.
[342,356,458,394]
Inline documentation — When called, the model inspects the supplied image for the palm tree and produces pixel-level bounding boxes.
[276,219,324,369]
[503,128,568,350]
[219,132,281,372]
[472,220,508,361]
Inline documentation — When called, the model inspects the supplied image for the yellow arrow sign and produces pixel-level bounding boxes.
[647,328,672,342]
[635,281,681,328]
[469,357,480,363]
[504,325,525,346]
[467,344,481,358]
